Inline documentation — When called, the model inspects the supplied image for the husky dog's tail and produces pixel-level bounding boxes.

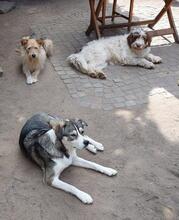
[67,54,106,79]
[43,39,53,57]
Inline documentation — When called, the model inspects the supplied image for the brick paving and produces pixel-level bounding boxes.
[31,1,179,110]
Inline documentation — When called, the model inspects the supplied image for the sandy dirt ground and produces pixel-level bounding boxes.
[0,1,179,220]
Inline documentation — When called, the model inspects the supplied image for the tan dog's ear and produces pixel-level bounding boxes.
[21,39,28,47]
[37,39,44,46]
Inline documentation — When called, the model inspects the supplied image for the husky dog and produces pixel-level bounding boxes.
[19,113,117,204]
[20,36,53,84]
[67,28,162,79]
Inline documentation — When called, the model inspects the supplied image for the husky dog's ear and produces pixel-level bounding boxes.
[37,39,44,47]
[74,118,88,127]
[21,39,28,47]
[80,119,88,127]
[49,118,65,129]
[49,119,65,140]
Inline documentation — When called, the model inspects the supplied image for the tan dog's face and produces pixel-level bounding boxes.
[21,38,44,60]
[127,29,151,51]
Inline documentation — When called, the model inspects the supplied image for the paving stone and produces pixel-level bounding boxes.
[95,92,103,97]
[113,78,122,83]
[60,74,72,80]
[125,100,137,107]
[83,83,92,88]
[103,98,113,104]
[57,70,65,75]
[76,92,86,97]
[104,93,114,99]
[63,79,73,84]
[113,102,126,108]
[93,83,103,88]
[103,104,113,111]
[114,97,125,103]
[95,88,103,93]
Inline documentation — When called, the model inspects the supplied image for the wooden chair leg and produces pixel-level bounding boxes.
[128,0,134,31]
[86,0,101,38]
[166,5,179,43]
[148,0,173,28]
[112,0,117,22]
[101,0,107,33]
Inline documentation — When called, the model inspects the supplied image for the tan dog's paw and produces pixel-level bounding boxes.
[26,76,33,85]
[32,77,38,84]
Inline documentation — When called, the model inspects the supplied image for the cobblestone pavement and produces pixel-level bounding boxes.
[31,1,179,110]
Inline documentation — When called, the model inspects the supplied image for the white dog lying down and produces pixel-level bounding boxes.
[67,28,162,79]
[20,36,53,84]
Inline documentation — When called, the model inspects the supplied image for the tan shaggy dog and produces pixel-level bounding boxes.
[20,37,53,85]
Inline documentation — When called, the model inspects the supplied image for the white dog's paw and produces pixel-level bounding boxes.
[26,76,33,85]
[103,168,118,176]
[152,56,162,64]
[144,62,155,69]
[77,191,93,204]
[95,143,104,151]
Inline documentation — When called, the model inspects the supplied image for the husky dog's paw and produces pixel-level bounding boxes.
[26,76,33,85]
[103,168,118,176]
[78,191,93,204]
[95,143,104,151]
[86,144,97,154]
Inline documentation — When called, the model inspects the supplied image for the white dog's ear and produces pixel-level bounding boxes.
[37,39,44,47]
[127,33,135,48]
[145,32,152,47]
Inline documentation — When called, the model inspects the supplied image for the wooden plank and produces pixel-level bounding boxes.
[147,28,174,37]
[99,19,155,29]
